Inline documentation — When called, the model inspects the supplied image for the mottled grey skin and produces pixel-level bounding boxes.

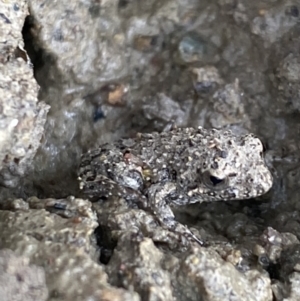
[78,127,273,244]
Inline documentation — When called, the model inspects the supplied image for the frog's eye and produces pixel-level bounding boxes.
[202,170,228,190]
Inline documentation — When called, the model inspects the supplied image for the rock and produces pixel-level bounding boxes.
[175,247,272,301]
[0,197,139,301]
[0,249,48,301]
[0,0,49,188]
[107,233,173,301]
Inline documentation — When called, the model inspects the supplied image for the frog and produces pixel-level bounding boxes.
[78,127,273,245]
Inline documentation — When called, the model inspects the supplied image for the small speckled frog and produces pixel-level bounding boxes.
[78,127,273,244]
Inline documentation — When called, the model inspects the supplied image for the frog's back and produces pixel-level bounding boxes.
[79,127,273,202]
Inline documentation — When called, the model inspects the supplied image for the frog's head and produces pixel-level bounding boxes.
[187,130,273,202]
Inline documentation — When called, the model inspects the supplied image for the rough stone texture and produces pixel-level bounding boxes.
[206,79,251,131]
[251,1,299,45]
[0,0,49,188]
[284,272,300,301]
[107,233,174,301]
[27,0,128,91]
[0,197,98,258]
[0,249,48,301]
[274,51,300,112]
[0,197,140,301]
[175,247,272,301]
[0,0,27,59]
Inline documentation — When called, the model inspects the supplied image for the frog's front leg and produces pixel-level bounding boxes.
[146,182,204,245]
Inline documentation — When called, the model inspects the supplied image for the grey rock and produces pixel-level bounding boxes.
[0,0,49,188]
[175,247,272,301]
[0,249,48,301]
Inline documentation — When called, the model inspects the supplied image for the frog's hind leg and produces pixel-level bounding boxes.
[155,203,204,246]
[147,183,204,246]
